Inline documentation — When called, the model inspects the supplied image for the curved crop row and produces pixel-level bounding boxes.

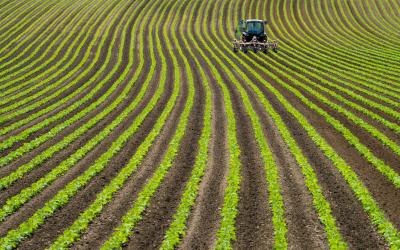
[0,0,67,55]
[195,0,289,248]
[0,0,398,249]
[0,0,44,38]
[0,0,56,42]
[0,0,168,247]
[0,0,151,191]
[0,0,97,89]
[0,0,123,123]
[212,0,346,248]
[189,1,243,249]
[92,3,195,249]
[0,0,33,26]
[0,0,121,142]
[48,1,174,247]
[335,0,399,47]
[0,0,92,78]
[275,0,400,86]
[0,1,105,112]
[295,0,400,92]
[267,50,400,134]
[0,0,114,136]
[255,1,400,187]
[0,0,124,116]
[285,0,400,98]
[159,2,213,247]
[276,0,400,92]
[221,1,400,247]
[0,0,135,170]
[0,0,136,160]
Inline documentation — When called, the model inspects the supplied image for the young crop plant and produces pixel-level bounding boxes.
[101,1,197,248]
[0,0,124,144]
[250,0,400,189]
[0,0,158,224]
[303,0,400,85]
[0,0,65,54]
[49,2,178,248]
[0,0,399,249]
[160,2,213,249]
[291,0,400,97]
[0,1,106,114]
[255,20,400,184]
[0,0,95,83]
[0,0,135,168]
[202,1,345,248]
[0,7,159,223]
[219,4,400,246]
[186,1,242,249]
[281,0,400,95]
[0,1,171,248]
[275,0,400,86]
[0,0,125,120]
[278,0,400,90]
[0,0,40,30]
[211,1,289,248]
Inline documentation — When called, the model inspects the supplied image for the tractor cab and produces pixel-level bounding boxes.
[235,19,268,42]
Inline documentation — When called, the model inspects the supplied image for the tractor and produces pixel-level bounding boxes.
[233,19,278,54]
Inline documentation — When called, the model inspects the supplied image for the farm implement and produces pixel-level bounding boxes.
[233,19,278,53]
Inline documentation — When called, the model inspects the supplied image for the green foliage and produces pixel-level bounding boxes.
[229,2,400,247]
[0,0,399,249]
[0,0,130,168]
[0,0,66,59]
[101,1,195,248]
[0,0,122,125]
[160,2,213,249]
[0,0,109,136]
[48,1,173,248]
[0,0,97,93]
[0,0,160,248]
[215,1,346,248]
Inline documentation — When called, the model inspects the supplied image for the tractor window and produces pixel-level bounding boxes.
[246,22,263,33]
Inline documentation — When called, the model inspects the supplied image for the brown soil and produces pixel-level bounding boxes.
[16,2,182,248]
[214,1,391,248]
[0,0,124,159]
[0,0,143,192]
[0,0,123,126]
[0,0,151,236]
[124,9,206,248]
[176,3,229,250]
[0,0,399,249]
[0,1,60,50]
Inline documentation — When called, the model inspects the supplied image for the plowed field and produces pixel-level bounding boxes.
[0,0,399,249]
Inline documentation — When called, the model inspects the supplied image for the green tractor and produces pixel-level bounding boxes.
[233,19,278,53]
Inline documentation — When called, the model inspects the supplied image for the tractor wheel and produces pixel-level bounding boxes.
[233,47,238,53]
[243,48,248,53]
[253,48,258,53]
[263,48,268,54]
